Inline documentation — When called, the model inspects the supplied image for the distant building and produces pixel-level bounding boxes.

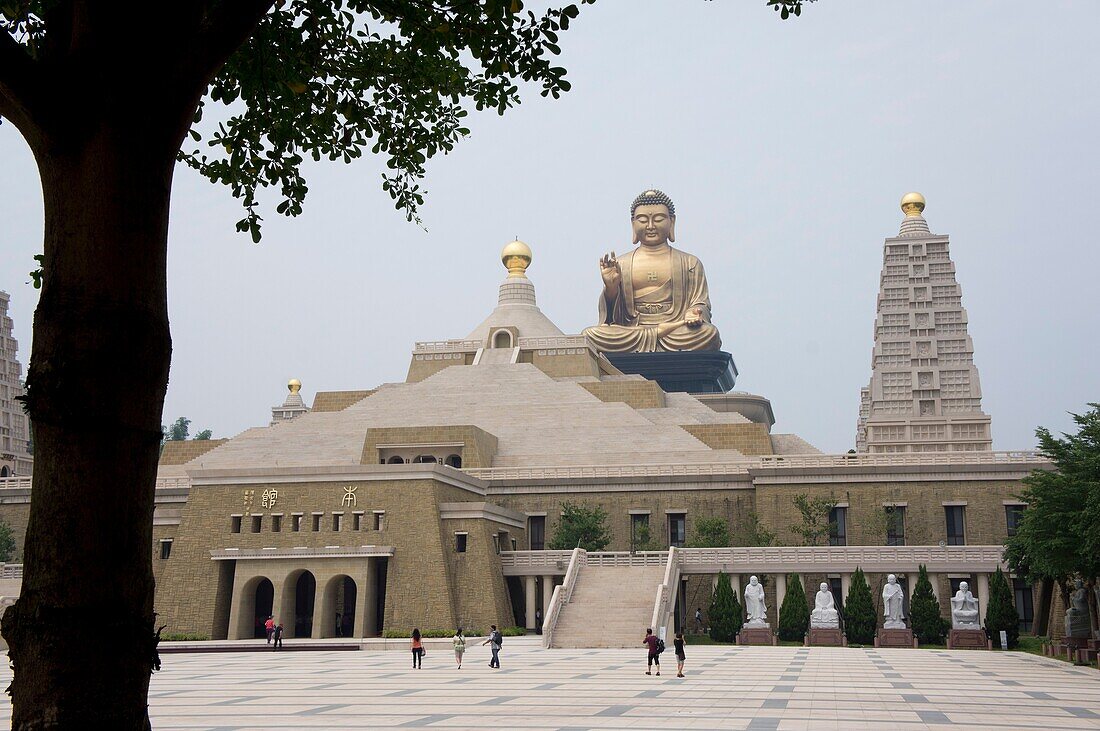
[856,194,993,453]
[0,292,32,477]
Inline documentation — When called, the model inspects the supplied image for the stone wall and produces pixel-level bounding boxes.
[311,390,375,412]
[681,423,774,456]
[579,380,666,410]
[159,439,228,465]
[361,426,498,469]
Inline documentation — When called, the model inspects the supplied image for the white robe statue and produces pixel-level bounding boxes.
[810,582,840,629]
[882,574,906,630]
[950,581,980,629]
[744,575,768,628]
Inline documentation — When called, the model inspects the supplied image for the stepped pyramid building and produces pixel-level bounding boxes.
[0,292,33,477]
[856,194,993,453]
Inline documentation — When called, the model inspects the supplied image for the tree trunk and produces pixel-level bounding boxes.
[1,119,177,728]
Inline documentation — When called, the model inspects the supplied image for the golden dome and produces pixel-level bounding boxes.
[287,378,302,394]
[501,239,532,278]
[900,192,926,217]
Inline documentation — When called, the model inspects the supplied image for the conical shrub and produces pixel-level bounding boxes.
[708,571,738,643]
[984,568,1019,649]
[910,564,949,645]
[777,574,809,641]
[844,567,876,645]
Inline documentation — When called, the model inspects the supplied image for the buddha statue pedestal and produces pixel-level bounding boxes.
[737,626,776,646]
[948,628,990,650]
[604,350,737,394]
[806,628,846,647]
[875,627,917,648]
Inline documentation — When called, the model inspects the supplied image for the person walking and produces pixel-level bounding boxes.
[264,616,275,644]
[643,628,661,676]
[535,608,543,635]
[452,627,466,669]
[411,628,424,669]
[674,631,686,677]
[694,608,702,633]
[482,624,502,668]
[272,622,284,651]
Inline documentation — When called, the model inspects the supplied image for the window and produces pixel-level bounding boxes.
[528,516,545,550]
[332,513,343,532]
[886,506,906,546]
[445,454,462,468]
[945,506,966,545]
[353,512,364,531]
[511,538,517,550]
[386,456,405,464]
[373,512,385,531]
[631,514,651,551]
[491,534,500,554]
[158,539,172,560]
[1013,578,1034,633]
[250,515,262,533]
[271,515,282,533]
[667,513,686,548]
[829,507,847,546]
[291,514,303,532]
[231,515,242,533]
[1005,505,1024,537]
[312,513,322,532]
[455,532,468,553]
[413,455,438,464]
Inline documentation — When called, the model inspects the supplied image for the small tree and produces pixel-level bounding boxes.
[194,429,213,441]
[984,568,1020,649]
[166,416,191,441]
[789,493,838,546]
[547,502,611,552]
[687,516,731,548]
[844,568,876,645]
[0,519,16,563]
[708,571,738,643]
[909,564,948,645]
[631,521,661,552]
[733,511,776,547]
[777,574,809,641]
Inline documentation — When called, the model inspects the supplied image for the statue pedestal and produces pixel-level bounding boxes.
[806,628,845,647]
[603,350,737,394]
[738,627,776,646]
[875,628,917,648]
[948,629,990,650]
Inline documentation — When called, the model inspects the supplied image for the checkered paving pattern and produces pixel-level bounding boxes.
[1,645,1097,729]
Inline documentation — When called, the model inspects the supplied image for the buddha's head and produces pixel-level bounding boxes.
[887,574,897,584]
[631,189,676,246]
[749,575,759,586]
[959,581,969,593]
[820,582,829,592]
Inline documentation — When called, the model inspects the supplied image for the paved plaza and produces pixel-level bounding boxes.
[3,643,1098,730]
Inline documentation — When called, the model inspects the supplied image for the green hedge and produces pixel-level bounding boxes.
[160,633,210,642]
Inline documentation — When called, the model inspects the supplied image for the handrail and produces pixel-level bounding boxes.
[0,564,23,580]
[649,547,679,637]
[542,547,585,648]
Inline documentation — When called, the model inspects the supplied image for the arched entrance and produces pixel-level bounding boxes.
[0,466,9,477]
[493,330,513,348]
[319,575,357,638]
[281,570,316,638]
[386,456,405,464]
[233,575,274,640]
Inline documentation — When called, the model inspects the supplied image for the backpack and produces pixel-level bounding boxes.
[494,630,503,647]
[655,638,666,654]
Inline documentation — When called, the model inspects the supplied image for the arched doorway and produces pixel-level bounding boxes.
[319,575,358,638]
[281,570,316,638]
[233,575,274,640]
[386,456,405,464]
[445,454,462,468]
[493,330,512,348]
[253,578,274,638]
[0,466,9,477]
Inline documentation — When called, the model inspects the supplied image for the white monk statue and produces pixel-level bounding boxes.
[882,574,906,629]
[744,575,768,627]
[810,582,840,629]
[950,581,980,629]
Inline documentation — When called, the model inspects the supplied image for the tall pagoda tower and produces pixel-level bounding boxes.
[0,291,33,476]
[856,194,992,453]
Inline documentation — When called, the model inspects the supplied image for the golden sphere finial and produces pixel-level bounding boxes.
[901,192,926,217]
[288,378,302,394]
[501,239,532,278]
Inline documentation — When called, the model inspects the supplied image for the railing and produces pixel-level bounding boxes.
[755,451,1044,470]
[0,476,191,492]
[0,477,32,491]
[517,336,591,350]
[585,551,668,567]
[500,550,572,575]
[0,564,23,580]
[676,545,1007,572]
[468,463,751,481]
[542,547,584,648]
[412,339,482,353]
[650,547,679,637]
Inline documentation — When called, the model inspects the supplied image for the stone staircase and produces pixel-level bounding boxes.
[550,564,666,648]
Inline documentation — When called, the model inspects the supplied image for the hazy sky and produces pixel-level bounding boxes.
[2,1,1098,454]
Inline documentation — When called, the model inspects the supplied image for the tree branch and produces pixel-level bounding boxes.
[0,27,43,133]
[188,0,275,83]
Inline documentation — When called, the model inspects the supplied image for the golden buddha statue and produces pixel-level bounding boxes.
[582,189,721,353]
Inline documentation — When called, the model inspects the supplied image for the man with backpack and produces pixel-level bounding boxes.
[482,624,503,668]
[643,628,662,676]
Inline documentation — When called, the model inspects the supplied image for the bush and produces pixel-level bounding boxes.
[910,564,949,645]
[844,568,876,645]
[500,626,527,636]
[985,568,1020,649]
[0,518,16,563]
[160,633,209,642]
[708,571,739,643]
[547,502,612,551]
[777,574,809,642]
[382,629,457,638]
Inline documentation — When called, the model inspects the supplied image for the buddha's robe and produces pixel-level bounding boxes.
[582,246,721,353]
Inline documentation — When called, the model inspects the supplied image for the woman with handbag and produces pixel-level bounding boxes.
[411,628,425,669]
[452,627,466,669]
